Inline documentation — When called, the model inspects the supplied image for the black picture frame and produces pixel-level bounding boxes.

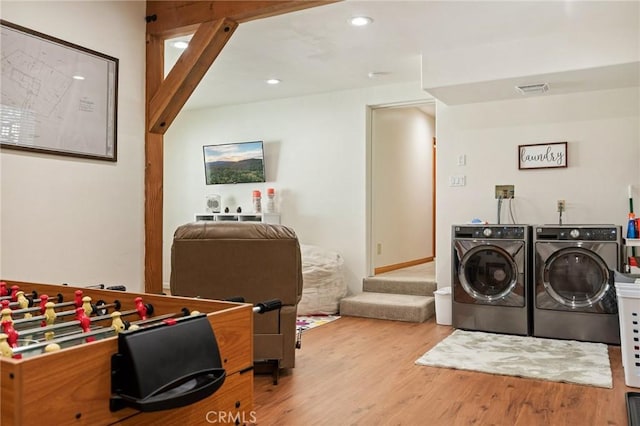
[518,142,567,170]
[0,20,118,162]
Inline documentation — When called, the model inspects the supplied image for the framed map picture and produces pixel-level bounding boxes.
[0,20,118,161]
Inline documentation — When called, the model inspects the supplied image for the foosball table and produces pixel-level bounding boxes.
[0,279,254,425]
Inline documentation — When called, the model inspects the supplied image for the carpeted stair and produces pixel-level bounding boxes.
[339,272,437,323]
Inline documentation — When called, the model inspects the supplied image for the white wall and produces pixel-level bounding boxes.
[435,87,640,289]
[163,82,432,295]
[371,106,434,269]
[0,1,146,290]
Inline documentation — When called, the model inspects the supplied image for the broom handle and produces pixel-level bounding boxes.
[630,185,636,257]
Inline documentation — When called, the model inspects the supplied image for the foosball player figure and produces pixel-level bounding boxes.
[42,302,56,328]
[74,290,84,308]
[82,296,93,316]
[0,333,13,358]
[110,311,126,334]
[44,343,61,353]
[134,297,149,320]
[76,307,95,343]
[1,308,13,325]
[1,319,20,358]
[0,281,7,297]
[9,285,20,302]
[38,294,49,315]
[16,291,32,319]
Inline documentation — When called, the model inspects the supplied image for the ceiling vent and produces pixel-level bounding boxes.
[515,83,549,95]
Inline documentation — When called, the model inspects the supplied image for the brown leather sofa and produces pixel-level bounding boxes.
[170,221,303,378]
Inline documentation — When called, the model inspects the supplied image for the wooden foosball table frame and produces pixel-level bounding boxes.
[0,280,254,425]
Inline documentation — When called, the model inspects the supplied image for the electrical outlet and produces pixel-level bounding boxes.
[495,185,515,199]
[557,200,566,212]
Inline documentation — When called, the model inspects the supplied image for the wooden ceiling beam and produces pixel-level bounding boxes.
[146,1,335,38]
[148,18,238,134]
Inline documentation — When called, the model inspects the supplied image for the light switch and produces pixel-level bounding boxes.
[449,175,466,187]
[457,154,466,166]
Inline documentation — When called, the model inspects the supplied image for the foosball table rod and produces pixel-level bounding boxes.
[1,326,117,358]
[8,295,104,319]
[0,286,38,303]
[9,303,155,340]
[2,291,62,310]
[1,306,197,359]
[8,296,143,329]
[8,299,99,329]
[126,307,194,329]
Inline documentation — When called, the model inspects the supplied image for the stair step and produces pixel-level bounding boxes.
[339,292,435,323]
[363,276,437,296]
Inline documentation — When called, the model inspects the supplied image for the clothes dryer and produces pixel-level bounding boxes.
[452,225,531,336]
[533,225,622,344]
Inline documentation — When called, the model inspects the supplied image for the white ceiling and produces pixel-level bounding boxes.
[165,0,640,112]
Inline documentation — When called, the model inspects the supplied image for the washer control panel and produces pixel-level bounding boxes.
[454,225,527,240]
[535,226,619,241]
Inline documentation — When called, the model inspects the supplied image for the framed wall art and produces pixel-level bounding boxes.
[518,142,567,170]
[0,20,118,161]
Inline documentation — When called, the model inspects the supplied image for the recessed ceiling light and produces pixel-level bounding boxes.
[350,16,373,27]
[72,75,85,80]
[266,79,281,85]
[368,71,390,79]
[172,40,189,49]
[515,83,549,95]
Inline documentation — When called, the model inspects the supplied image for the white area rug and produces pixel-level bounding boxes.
[415,329,612,388]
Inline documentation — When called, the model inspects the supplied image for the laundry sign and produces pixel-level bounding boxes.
[518,142,567,170]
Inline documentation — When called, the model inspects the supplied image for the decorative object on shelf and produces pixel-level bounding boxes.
[518,142,567,170]
[236,206,242,213]
[253,190,262,213]
[266,188,276,213]
[628,213,638,239]
[205,194,221,213]
[224,207,229,213]
[0,20,118,162]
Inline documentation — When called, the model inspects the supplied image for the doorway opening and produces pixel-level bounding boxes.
[367,101,436,277]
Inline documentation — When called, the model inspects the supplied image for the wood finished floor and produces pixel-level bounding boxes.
[253,316,632,426]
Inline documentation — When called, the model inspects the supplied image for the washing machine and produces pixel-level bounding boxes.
[452,224,531,336]
[533,225,622,344]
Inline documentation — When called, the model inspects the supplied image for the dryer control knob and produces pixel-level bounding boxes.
[570,229,580,239]
[483,228,492,237]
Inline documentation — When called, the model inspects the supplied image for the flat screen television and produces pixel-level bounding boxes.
[203,141,266,185]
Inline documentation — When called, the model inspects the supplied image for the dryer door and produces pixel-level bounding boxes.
[540,245,617,313]
[455,241,525,306]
